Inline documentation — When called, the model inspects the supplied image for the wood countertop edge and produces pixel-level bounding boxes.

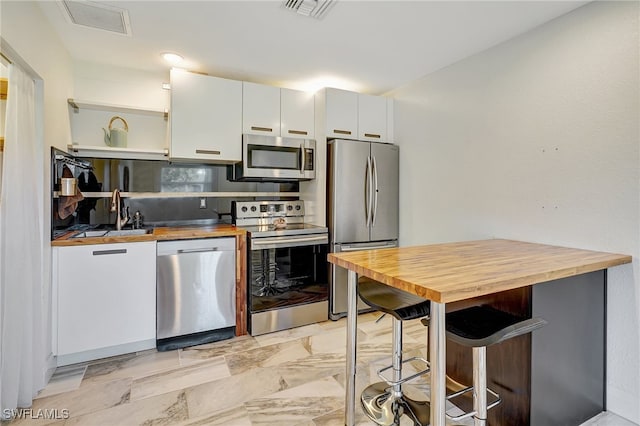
[51,225,247,247]
[327,243,632,304]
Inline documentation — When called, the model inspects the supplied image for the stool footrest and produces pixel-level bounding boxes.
[377,357,430,386]
[445,386,501,422]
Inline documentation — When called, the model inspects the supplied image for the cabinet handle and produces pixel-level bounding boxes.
[364,133,381,139]
[288,130,308,136]
[333,129,352,135]
[93,249,127,256]
[196,149,221,155]
[251,126,273,132]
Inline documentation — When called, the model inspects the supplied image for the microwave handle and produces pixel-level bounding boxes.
[300,143,306,174]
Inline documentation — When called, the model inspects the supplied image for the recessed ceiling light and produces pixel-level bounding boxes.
[161,52,183,64]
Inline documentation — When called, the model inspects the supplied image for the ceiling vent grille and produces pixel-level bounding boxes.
[60,1,131,36]
[283,0,336,19]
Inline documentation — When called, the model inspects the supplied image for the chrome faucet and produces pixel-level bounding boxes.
[110,189,130,230]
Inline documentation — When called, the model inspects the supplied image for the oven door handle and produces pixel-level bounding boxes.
[251,235,328,249]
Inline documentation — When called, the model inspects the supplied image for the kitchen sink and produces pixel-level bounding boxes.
[70,229,152,238]
[71,230,108,238]
[104,229,153,237]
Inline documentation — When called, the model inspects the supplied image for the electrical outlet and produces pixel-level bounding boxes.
[199,198,207,209]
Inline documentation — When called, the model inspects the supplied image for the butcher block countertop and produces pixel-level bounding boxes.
[51,224,246,247]
[327,239,632,304]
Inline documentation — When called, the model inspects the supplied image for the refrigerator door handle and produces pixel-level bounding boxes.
[372,155,378,227]
[365,156,373,227]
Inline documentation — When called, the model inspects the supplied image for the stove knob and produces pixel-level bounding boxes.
[241,206,248,212]
[250,206,257,212]
[287,205,293,211]
[295,205,301,210]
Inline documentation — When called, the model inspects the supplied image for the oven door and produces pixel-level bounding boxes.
[248,233,328,319]
[241,134,315,180]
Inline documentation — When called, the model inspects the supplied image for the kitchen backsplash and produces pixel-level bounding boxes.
[52,152,298,236]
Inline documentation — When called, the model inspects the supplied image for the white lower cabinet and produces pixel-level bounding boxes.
[54,241,156,365]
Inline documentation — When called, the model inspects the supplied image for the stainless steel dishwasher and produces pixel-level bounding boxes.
[156,238,236,351]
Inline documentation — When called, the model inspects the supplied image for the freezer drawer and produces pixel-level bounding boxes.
[157,238,236,341]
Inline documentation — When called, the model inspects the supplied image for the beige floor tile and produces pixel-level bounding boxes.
[185,367,287,418]
[65,389,188,426]
[225,339,311,375]
[245,396,343,426]
[24,377,132,424]
[82,349,180,385]
[25,315,614,426]
[131,355,230,401]
[178,335,259,366]
[275,352,346,389]
[175,405,252,426]
[244,377,344,425]
[253,323,324,347]
[34,364,87,400]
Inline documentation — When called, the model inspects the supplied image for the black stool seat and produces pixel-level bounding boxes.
[445,305,547,348]
[358,278,431,321]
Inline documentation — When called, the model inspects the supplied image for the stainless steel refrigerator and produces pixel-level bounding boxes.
[327,139,399,319]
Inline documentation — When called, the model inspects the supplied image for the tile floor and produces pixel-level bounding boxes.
[2,313,636,426]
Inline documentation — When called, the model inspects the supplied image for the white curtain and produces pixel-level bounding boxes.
[0,63,46,416]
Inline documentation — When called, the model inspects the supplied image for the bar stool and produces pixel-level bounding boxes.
[357,278,432,426]
[431,305,547,426]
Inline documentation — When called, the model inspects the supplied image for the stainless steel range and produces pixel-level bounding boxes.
[233,200,329,336]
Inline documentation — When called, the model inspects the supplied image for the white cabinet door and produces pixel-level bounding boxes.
[56,241,156,356]
[358,93,387,142]
[170,69,242,163]
[281,88,315,139]
[325,88,358,139]
[242,82,280,136]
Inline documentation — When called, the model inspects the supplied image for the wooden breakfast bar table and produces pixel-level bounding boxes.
[327,239,631,426]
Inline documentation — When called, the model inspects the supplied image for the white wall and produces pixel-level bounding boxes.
[391,1,639,422]
[1,0,74,382]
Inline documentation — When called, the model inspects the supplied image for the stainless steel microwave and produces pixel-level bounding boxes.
[230,134,316,181]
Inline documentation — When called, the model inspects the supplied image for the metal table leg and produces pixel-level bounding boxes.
[430,301,446,426]
[345,270,358,426]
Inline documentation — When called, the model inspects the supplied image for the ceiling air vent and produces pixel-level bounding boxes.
[60,1,131,36]
[283,0,336,19]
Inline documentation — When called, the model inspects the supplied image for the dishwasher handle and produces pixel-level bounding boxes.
[157,238,236,256]
[177,247,219,254]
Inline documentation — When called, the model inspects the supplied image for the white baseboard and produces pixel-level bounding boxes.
[607,385,640,424]
[56,339,155,367]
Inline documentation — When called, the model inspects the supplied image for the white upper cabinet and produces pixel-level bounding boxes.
[242,82,281,136]
[325,88,391,142]
[281,88,315,139]
[326,88,358,139]
[243,83,314,139]
[358,93,387,142]
[170,69,242,163]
